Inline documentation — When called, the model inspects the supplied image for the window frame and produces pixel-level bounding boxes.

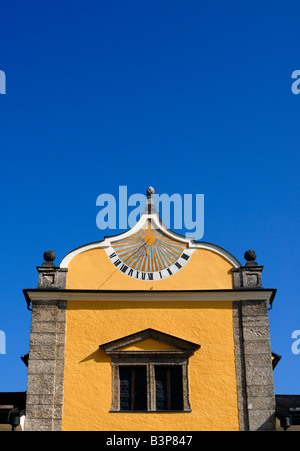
[111,356,191,412]
[119,365,148,411]
[154,365,184,411]
[99,328,200,413]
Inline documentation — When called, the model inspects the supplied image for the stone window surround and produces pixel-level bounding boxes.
[110,354,191,412]
[99,328,201,413]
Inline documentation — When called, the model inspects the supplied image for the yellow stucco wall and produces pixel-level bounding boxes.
[61,247,240,431]
[62,300,239,431]
[65,248,234,290]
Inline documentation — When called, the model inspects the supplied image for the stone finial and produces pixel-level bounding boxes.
[232,249,263,288]
[244,249,257,266]
[147,186,155,199]
[42,250,56,267]
[145,187,156,213]
[37,250,67,288]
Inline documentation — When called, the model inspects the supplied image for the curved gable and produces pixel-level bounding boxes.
[60,198,240,291]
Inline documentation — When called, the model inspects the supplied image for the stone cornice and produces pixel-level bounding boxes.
[24,288,277,308]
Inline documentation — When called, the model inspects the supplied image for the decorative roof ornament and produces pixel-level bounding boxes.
[145,186,156,214]
[244,250,257,266]
[42,250,56,267]
[146,186,155,199]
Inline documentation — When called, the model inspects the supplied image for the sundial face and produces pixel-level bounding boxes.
[106,219,192,281]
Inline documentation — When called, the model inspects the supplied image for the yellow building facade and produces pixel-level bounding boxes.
[23,189,277,431]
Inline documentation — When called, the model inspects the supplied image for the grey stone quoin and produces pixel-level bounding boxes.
[232,251,276,430]
[24,251,68,431]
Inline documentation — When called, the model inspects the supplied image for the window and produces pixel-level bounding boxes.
[99,328,200,412]
[119,366,147,411]
[118,364,184,412]
[155,366,183,411]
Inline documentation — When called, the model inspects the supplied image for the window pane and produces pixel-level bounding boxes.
[119,366,147,411]
[155,367,168,410]
[155,366,183,411]
[170,366,183,410]
[119,367,132,411]
[134,366,147,410]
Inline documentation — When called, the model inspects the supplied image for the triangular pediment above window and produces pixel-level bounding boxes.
[119,339,179,352]
[99,328,200,356]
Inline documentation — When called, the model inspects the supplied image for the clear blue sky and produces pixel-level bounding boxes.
[0,1,299,395]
